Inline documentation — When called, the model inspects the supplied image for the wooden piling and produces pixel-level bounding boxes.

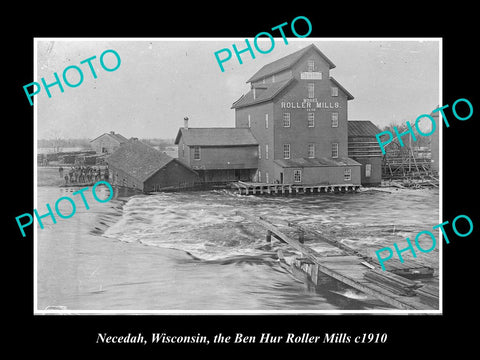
[233,182,363,196]
[236,210,438,311]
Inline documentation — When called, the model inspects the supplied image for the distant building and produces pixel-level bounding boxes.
[107,138,199,192]
[231,43,361,185]
[348,121,383,186]
[174,118,258,183]
[90,131,128,154]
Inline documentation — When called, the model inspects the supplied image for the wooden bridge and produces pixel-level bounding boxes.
[236,211,439,311]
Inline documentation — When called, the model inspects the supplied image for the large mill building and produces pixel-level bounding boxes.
[176,43,364,187]
[231,43,361,185]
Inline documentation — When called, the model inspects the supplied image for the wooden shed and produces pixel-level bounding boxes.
[107,138,199,193]
[174,124,259,184]
[347,120,383,186]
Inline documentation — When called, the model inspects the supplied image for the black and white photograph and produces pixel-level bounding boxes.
[8,9,478,354]
[33,38,441,313]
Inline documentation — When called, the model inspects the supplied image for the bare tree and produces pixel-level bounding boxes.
[49,128,64,153]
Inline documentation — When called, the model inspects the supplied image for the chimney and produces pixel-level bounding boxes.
[110,131,115,135]
[184,116,189,129]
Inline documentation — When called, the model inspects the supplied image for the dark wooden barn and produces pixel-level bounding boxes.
[107,138,199,193]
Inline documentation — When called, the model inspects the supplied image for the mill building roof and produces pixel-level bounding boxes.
[246,44,336,83]
[107,139,196,182]
[231,78,295,109]
[174,128,258,146]
[348,120,382,137]
[232,44,353,109]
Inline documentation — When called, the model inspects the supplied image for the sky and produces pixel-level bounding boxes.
[35,38,440,140]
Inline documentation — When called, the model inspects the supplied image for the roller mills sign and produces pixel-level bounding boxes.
[280,98,340,111]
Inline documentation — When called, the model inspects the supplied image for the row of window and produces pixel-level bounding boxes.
[257,168,351,184]
[283,112,339,128]
[189,142,340,161]
[259,143,339,160]
[247,112,339,128]
[283,143,339,159]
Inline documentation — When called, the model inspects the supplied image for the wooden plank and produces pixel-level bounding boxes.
[364,270,419,296]
[365,269,419,288]
[319,263,364,271]
[331,265,367,272]
[334,267,369,274]
[236,211,425,310]
[288,223,372,263]
[316,255,363,263]
[331,271,367,280]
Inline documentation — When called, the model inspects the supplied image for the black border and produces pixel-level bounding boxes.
[8,7,478,355]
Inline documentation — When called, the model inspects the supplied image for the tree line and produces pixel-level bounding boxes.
[38,137,176,153]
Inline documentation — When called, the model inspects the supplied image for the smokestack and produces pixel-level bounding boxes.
[184,116,189,129]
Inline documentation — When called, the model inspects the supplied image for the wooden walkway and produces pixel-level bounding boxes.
[236,211,439,311]
[232,181,360,195]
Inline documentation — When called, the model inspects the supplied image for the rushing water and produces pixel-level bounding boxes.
[36,186,439,312]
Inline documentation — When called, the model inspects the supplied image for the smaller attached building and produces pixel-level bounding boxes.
[348,120,383,186]
[174,126,259,183]
[274,157,361,185]
[90,131,128,154]
[107,138,199,193]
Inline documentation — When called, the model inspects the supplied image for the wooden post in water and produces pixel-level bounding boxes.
[266,230,272,243]
[298,229,305,244]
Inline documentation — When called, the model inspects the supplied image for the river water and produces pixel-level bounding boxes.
[36,185,439,312]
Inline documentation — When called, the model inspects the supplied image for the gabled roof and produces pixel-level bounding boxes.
[106,139,195,182]
[231,78,294,109]
[90,132,129,144]
[231,76,353,109]
[174,128,258,146]
[274,157,361,168]
[348,120,381,137]
[247,44,336,83]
